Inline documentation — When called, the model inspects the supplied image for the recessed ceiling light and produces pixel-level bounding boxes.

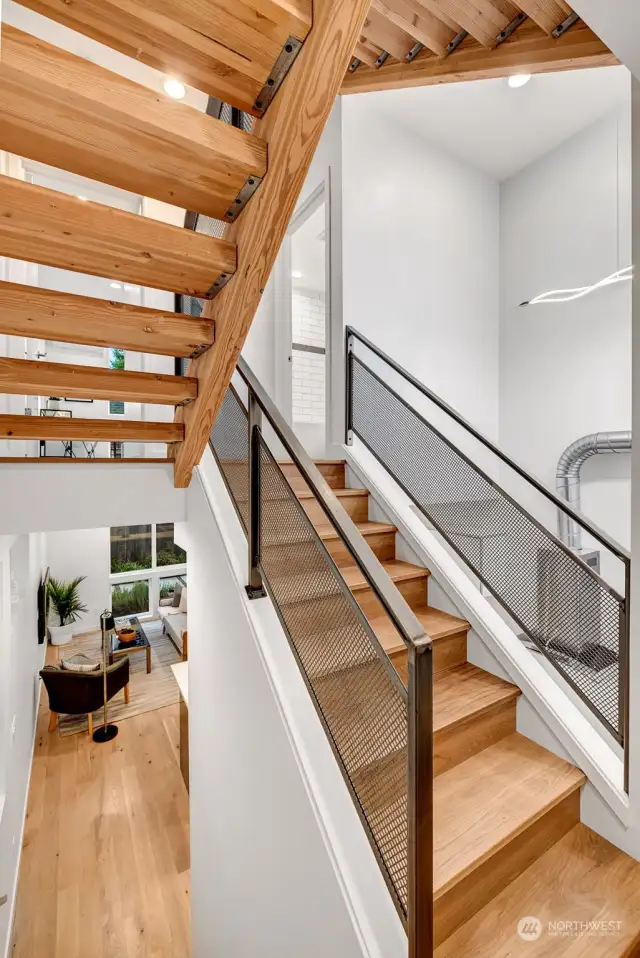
[110,282,122,289]
[77,195,88,201]
[163,77,186,100]
[507,73,531,89]
[291,270,303,279]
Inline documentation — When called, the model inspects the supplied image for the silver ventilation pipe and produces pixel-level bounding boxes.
[556,431,632,550]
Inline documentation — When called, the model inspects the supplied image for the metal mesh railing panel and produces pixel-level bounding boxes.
[256,435,409,911]
[210,388,249,532]
[209,384,410,913]
[351,355,623,740]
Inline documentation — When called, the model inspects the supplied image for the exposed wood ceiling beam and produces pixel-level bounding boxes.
[373,0,454,55]
[0,283,214,358]
[355,40,385,65]
[416,0,510,46]
[516,0,573,33]
[12,0,312,116]
[0,415,184,443]
[173,0,373,488]
[409,0,461,33]
[0,457,173,464]
[363,6,416,59]
[0,357,197,405]
[0,179,236,297]
[341,18,616,93]
[0,25,267,219]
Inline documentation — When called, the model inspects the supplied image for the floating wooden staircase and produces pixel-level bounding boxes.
[278,458,640,955]
[0,0,369,462]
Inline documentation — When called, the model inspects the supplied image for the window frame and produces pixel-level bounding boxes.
[109,522,186,621]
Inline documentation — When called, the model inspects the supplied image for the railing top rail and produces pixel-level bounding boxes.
[347,326,630,565]
[236,356,429,649]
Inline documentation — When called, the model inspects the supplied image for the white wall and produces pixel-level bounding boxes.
[0,462,185,535]
[341,94,501,439]
[45,528,110,631]
[500,101,632,554]
[187,453,405,958]
[0,533,46,958]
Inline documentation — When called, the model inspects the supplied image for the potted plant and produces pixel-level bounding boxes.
[47,576,88,646]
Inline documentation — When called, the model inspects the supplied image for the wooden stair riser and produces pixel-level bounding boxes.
[280,460,346,491]
[301,491,369,525]
[354,574,429,621]
[434,699,517,777]
[0,178,236,297]
[389,630,468,681]
[434,789,581,946]
[325,529,396,567]
[0,26,268,220]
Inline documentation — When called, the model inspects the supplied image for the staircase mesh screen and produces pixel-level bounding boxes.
[210,386,410,915]
[350,354,623,741]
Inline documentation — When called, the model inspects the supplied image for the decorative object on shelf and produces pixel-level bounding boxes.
[40,408,72,417]
[117,626,137,644]
[63,397,94,403]
[47,576,88,646]
[93,610,119,743]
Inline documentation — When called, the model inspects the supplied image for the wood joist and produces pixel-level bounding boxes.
[344,0,615,93]
[0,24,267,220]
[13,0,312,117]
[0,415,183,443]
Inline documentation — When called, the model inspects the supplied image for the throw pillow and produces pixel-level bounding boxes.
[172,583,183,608]
[61,653,100,673]
[179,586,188,613]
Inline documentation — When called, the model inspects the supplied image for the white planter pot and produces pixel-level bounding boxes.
[49,622,75,646]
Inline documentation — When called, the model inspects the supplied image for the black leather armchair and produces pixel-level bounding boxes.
[41,657,130,736]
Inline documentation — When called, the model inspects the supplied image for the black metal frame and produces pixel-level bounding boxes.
[345,326,630,792]
[209,358,434,958]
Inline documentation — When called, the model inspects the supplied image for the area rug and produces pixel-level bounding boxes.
[56,619,181,736]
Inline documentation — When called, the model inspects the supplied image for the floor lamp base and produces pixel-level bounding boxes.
[93,724,119,743]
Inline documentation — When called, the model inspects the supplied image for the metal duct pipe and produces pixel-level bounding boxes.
[556,431,632,550]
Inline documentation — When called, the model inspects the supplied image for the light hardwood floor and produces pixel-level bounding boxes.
[11,666,190,958]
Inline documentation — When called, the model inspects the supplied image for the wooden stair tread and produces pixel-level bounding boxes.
[316,521,396,541]
[0,458,172,463]
[0,25,268,219]
[435,823,640,957]
[0,414,182,443]
[0,282,214,358]
[297,486,368,500]
[341,560,429,593]
[433,663,519,734]
[0,357,196,405]
[13,0,312,116]
[370,604,469,655]
[0,178,236,297]
[433,733,586,899]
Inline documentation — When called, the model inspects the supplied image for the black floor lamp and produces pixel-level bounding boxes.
[93,610,119,743]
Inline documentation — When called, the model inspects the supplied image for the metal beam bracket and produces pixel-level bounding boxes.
[224,173,263,224]
[189,342,213,360]
[446,29,468,55]
[253,36,304,116]
[348,57,362,73]
[375,50,390,68]
[407,42,424,63]
[496,11,527,44]
[552,11,579,38]
[204,269,234,300]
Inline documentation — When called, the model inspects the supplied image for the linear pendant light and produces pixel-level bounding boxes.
[519,266,633,306]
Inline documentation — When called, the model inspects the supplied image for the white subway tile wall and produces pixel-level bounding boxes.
[292,289,325,424]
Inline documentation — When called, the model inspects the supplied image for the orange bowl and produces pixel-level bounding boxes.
[117,628,137,644]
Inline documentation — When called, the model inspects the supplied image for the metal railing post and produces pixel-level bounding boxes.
[622,560,631,793]
[345,328,354,446]
[246,389,266,599]
[407,637,434,958]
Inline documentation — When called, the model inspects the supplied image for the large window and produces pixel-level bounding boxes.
[156,523,187,567]
[111,579,150,618]
[109,522,186,620]
[110,524,152,573]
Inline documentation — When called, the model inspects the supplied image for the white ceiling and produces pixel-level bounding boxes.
[372,65,630,181]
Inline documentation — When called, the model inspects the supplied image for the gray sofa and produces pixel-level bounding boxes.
[158,578,187,659]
